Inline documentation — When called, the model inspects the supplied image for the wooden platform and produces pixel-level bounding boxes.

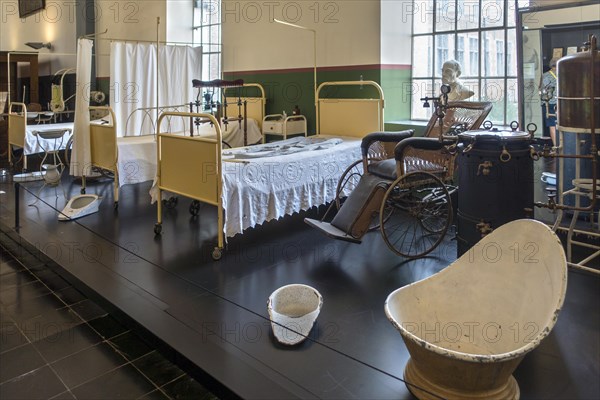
[0,173,598,399]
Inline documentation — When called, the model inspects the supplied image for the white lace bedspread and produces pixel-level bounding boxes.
[222,136,361,237]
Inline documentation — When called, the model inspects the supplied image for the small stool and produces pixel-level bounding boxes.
[33,128,72,183]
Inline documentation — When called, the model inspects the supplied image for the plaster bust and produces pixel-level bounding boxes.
[442,60,474,101]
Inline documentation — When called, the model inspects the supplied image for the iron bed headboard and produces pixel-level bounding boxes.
[316,81,385,137]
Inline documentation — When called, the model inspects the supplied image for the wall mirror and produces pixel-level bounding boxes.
[517,1,600,136]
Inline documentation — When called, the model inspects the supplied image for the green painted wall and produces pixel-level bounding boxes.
[380,68,412,122]
[224,66,411,134]
[384,121,427,136]
[224,70,318,134]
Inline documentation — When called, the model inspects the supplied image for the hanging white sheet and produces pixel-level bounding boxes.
[69,38,93,177]
[110,42,202,137]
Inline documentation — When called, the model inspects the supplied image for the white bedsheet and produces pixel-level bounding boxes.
[23,122,74,155]
[116,135,157,187]
[108,118,261,187]
[194,118,262,147]
[221,136,361,237]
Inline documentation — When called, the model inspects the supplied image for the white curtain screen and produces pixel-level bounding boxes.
[110,42,202,137]
[70,38,93,177]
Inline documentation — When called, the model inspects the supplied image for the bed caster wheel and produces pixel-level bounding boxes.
[211,247,222,261]
[163,196,178,209]
[80,188,86,194]
[189,200,201,216]
[154,223,162,235]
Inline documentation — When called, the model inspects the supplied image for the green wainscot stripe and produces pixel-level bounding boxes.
[225,68,411,135]
[381,68,412,122]
[384,121,427,137]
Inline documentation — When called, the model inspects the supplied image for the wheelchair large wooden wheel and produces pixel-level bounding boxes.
[335,159,364,210]
[380,171,452,259]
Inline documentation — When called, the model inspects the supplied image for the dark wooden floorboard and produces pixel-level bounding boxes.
[1,164,598,399]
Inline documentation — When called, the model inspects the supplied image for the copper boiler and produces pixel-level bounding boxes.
[557,36,600,132]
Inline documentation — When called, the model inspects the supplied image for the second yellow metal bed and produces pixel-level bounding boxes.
[80,84,267,208]
[8,102,73,171]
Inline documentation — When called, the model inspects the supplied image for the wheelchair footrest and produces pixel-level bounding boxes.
[304,218,362,244]
[331,174,387,239]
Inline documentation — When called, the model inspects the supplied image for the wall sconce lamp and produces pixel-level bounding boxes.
[25,42,52,50]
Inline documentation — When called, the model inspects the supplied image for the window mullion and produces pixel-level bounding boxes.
[453,0,457,62]
[504,12,509,125]
[433,0,437,34]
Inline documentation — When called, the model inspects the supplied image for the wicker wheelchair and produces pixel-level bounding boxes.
[306,101,492,259]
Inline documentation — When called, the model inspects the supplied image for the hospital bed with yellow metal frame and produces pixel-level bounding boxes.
[8,102,73,171]
[153,80,385,260]
[79,105,196,208]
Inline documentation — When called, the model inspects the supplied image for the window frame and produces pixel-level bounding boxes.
[192,0,222,81]
[411,0,522,125]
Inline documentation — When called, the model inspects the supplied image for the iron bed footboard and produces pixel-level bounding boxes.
[154,112,224,260]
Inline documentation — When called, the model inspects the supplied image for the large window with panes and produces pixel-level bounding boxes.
[411,0,529,125]
[193,1,221,81]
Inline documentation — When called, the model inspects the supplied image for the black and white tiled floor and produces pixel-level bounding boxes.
[0,234,218,400]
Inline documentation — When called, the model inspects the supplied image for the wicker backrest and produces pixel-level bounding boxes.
[398,101,492,181]
[423,101,493,139]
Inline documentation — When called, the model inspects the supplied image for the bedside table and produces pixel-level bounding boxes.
[262,114,307,143]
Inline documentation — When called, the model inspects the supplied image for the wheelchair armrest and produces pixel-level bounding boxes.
[394,137,453,160]
[361,130,414,158]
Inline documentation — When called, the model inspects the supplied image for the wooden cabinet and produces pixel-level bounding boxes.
[0,51,39,105]
[0,51,39,157]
